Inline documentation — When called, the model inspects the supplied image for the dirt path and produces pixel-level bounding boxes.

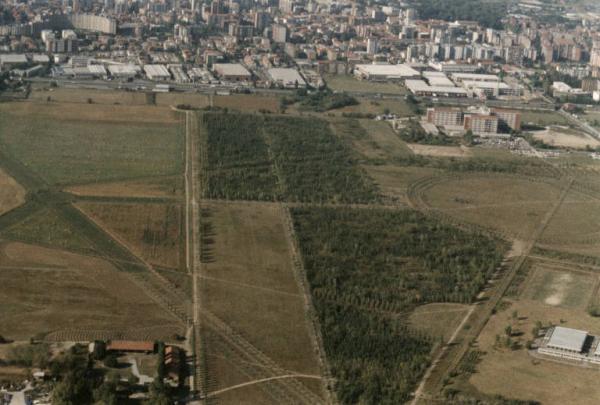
[206,374,323,398]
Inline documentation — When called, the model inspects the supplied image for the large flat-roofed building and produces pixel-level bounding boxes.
[107,64,141,78]
[354,63,420,81]
[268,68,306,88]
[491,108,521,131]
[464,113,499,135]
[0,54,27,68]
[462,80,523,97]
[451,73,500,83]
[212,63,252,81]
[144,64,171,81]
[426,107,463,128]
[405,79,468,97]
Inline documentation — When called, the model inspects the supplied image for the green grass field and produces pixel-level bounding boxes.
[520,110,570,127]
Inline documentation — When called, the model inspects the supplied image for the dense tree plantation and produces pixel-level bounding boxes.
[200,112,380,203]
[263,116,379,203]
[291,207,507,404]
[201,113,280,200]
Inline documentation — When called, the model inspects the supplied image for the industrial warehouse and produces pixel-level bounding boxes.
[537,326,600,365]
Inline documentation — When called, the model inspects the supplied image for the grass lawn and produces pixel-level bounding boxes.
[521,110,570,127]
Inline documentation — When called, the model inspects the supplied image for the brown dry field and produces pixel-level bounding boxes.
[407,143,472,158]
[365,165,443,205]
[155,92,210,108]
[335,97,416,117]
[65,176,184,199]
[330,118,412,163]
[465,295,600,405]
[533,127,600,149]
[421,175,563,239]
[408,303,469,343]
[0,168,25,216]
[0,101,180,125]
[76,201,184,270]
[200,201,325,402]
[29,88,149,105]
[359,120,413,158]
[212,94,281,112]
[536,188,600,257]
[0,241,182,341]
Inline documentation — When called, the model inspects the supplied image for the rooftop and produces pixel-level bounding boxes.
[355,63,420,78]
[547,326,588,353]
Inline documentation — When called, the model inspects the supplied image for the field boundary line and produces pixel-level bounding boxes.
[206,374,324,398]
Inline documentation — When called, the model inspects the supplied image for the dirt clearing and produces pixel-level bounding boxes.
[0,169,25,216]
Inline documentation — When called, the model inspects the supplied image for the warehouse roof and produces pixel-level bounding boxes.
[268,68,306,86]
[355,63,420,78]
[143,64,171,78]
[547,326,588,353]
[405,79,468,95]
[213,63,251,77]
[0,54,27,64]
[451,73,500,82]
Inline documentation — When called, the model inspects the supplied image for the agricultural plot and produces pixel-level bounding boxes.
[65,175,184,199]
[0,102,183,185]
[0,207,97,254]
[76,202,184,270]
[0,168,25,216]
[291,207,506,404]
[200,202,325,403]
[29,88,149,105]
[420,174,563,239]
[0,241,182,341]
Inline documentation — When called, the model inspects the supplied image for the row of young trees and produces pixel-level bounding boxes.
[291,207,507,403]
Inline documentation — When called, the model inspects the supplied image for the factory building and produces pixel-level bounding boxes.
[353,63,420,81]
[212,63,252,81]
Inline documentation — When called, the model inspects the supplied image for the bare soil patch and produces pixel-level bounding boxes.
[0,169,25,216]
[407,143,472,157]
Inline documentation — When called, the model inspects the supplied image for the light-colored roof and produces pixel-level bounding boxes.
[213,63,251,77]
[355,63,420,78]
[108,64,140,75]
[462,80,510,89]
[427,76,456,87]
[405,79,468,95]
[451,73,500,82]
[143,64,171,78]
[547,326,588,352]
[0,54,27,64]
[268,68,306,86]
